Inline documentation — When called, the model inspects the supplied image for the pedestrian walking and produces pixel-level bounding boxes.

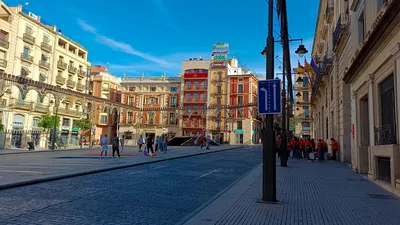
[112,134,120,158]
[317,139,325,162]
[100,135,109,159]
[162,134,168,153]
[291,137,299,159]
[146,135,155,156]
[305,138,313,162]
[155,135,160,152]
[138,135,144,152]
[120,135,125,153]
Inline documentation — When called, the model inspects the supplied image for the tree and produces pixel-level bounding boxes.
[38,115,60,130]
[0,123,4,132]
[75,118,92,131]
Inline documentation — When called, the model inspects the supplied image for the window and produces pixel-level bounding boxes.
[169,113,176,124]
[25,26,32,34]
[62,118,70,127]
[202,81,207,88]
[194,82,199,88]
[237,121,243,130]
[217,86,222,94]
[217,97,221,105]
[193,93,199,101]
[129,87,135,91]
[194,69,200,73]
[39,73,46,82]
[102,83,109,91]
[148,113,155,124]
[377,0,387,13]
[237,96,243,105]
[379,75,395,127]
[43,35,49,43]
[128,96,134,106]
[238,84,244,93]
[302,122,311,131]
[237,109,244,117]
[186,82,191,89]
[170,87,177,92]
[23,46,29,57]
[150,87,156,92]
[202,93,207,101]
[32,117,40,127]
[302,77,309,87]
[100,115,107,124]
[127,112,133,123]
[303,106,310,118]
[41,54,48,62]
[21,67,29,77]
[146,97,158,105]
[217,71,223,81]
[170,97,177,107]
[358,10,365,44]
[303,91,309,102]
[216,120,221,128]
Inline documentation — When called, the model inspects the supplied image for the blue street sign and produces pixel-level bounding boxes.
[258,79,282,114]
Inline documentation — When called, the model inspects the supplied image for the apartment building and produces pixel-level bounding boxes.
[181,58,211,137]
[89,66,122,141]
[311,0,351,163]
[226,59,261,145]
[0,3,90,148]
[293,68,313,139]
[119,73,181,144]
[342,1,400,195]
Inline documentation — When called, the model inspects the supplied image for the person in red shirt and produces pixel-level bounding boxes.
[276,135,282,158]
[305,138,313,162]
[317,139,325,162]
[298,138,305,159]
[291,137,299,159]
[331,138,339,161]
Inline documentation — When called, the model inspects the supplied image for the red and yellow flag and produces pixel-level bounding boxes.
[304,60,314,73]
[297,61,305,74]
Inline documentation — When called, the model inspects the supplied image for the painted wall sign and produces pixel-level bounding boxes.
[212,50,229,55]
[213,54,227,60]
[212,42,229,49]
[211,62,227,67]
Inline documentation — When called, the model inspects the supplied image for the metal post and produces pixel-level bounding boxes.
[51,103,59,150]
[280,54,288,167]
[262,0,277,202]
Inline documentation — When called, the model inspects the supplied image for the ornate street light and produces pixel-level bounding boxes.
[296,76,303,83]
[295,44,308,57]
[296,92,302,97]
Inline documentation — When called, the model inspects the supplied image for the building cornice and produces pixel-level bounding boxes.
[343,1,400,83]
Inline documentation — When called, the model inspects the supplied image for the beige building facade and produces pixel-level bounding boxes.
[293,69,313,139]
[342,1,400,195]
[311,0,352,163]
[0,2,90,149]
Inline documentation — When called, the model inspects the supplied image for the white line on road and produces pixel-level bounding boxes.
[0,169,43,174]
[195,169,221,180]
[128,166,168,175]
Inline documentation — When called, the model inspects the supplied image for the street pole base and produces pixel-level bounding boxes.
[256,199,283,205]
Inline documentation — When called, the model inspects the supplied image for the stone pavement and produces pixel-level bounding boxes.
[184,159,400,225]
[0,144,243,190]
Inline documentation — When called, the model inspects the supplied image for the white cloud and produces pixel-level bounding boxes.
[77,19,169,65]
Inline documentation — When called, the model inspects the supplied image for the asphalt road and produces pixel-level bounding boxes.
[0,146,261,225]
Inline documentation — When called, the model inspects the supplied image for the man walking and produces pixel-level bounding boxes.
[100,134,109,159]
[331,138,339,161]
[112,134,120,158]
[120,135,125,153]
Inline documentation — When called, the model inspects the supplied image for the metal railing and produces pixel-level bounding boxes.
[67,79,76,88]
[21,53,33,63]
[39,60,50,69]
[76,83,85,91]
[333,13,350,50]
[78,70,86,78]
[56,75,66,85]
[0,59,7,68]
[57,61,67,70]
[375,124,397,145]
[0,39,9,49]
[41,42,52,52]
[23,33,35,44]
[68,65,77,74]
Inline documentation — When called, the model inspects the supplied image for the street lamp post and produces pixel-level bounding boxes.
[50,98,60,150]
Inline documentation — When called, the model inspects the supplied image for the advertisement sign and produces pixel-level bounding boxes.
[213,54,227,60]
[211,62,227,67]
[212,50,229,55]
[212,42,229,49]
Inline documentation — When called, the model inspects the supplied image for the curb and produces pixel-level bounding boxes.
[0,146,244,191]
[0,146,104,155]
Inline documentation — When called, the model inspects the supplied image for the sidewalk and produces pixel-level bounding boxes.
[0,145,243,190]
[184,159,400,225]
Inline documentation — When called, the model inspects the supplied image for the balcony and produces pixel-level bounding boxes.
[56,75,66,85]
[211,92,223,96]
[23,33,35,44]
[58,108,78,117]
[67,79,76,88]
[10,100,34,110]
[323,50,333,75]
[76,83,85,91]
[78,70,86,78]
[39,60,50,70]
[57,61,67,70]
[0,39,9,49]
[68,65,77,74]
[184,86,207,91]
[0,59,7,68]
[333,13,350,53]
[212,77,225,82]
[168,104,177,108]
[375,124,397,145]
[184,99,207,103]
[325,0,334,23]
[41,42,52,52]
[34,103,50,113]
[21,53,33,63]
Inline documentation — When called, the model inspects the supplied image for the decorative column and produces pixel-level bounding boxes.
[367,74,375,177]
[351,90,358,171]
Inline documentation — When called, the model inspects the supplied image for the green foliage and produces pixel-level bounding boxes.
[38,115,60,130]
[75,118,92,131]
[0,123,4,132]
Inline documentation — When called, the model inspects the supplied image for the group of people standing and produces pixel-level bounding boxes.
[99,134,125,159]
[137,134,168,156]
[276,136,339,162]
[195,134,212,150]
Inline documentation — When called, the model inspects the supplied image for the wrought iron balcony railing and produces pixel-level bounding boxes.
[375,124,397,145]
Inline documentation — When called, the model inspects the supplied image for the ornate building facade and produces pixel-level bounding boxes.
[293,68,313,139]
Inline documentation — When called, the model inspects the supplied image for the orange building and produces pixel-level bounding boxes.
[89,65,122,142]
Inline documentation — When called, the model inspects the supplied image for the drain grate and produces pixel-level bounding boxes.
[367,194,397,200]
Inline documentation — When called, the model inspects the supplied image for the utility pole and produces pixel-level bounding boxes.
[262,0,277,202]
[280,54,288,167]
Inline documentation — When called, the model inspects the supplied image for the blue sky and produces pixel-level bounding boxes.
[7,0,320,77]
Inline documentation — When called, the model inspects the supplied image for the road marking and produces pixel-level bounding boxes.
[0,169,43,174]
[128,166,168,175]
[195,169,221,180]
